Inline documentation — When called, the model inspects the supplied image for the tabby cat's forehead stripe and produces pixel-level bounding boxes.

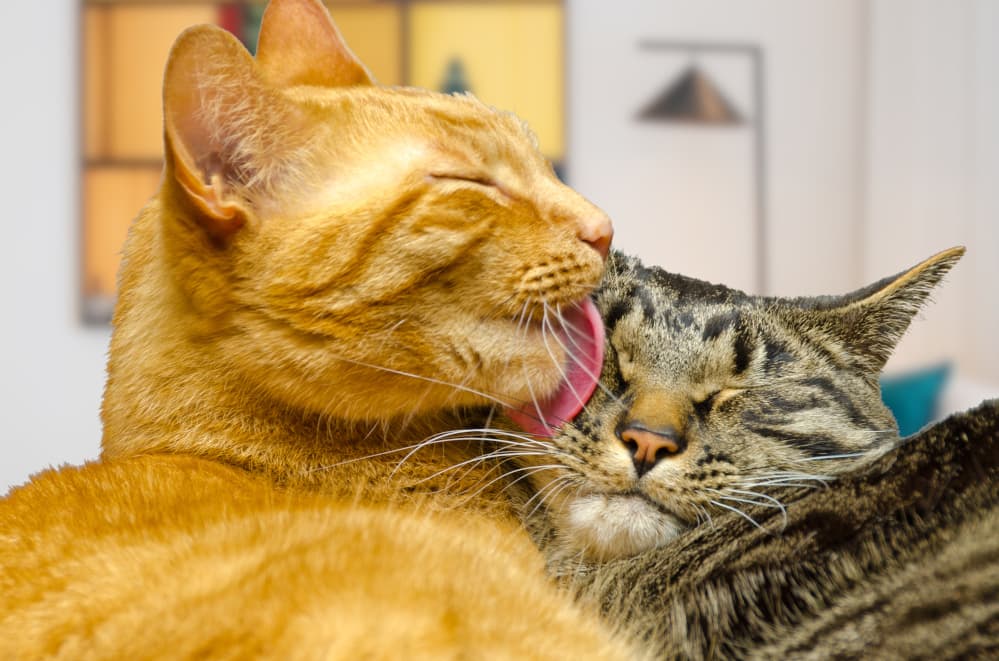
[732,328,754,375]
[601,294,635,334]
[664,310,697,334]
[634,285,658,321]
[762,336,795,371]
[701,311,740,342]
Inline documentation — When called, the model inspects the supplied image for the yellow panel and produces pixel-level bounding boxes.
[83,6,109,160]
[107,5,217,159]
[409,2,564,160]
[83,166,162,298]
[325,4,402,86]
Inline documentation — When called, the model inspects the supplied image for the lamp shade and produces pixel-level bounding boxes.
[637,65,743,124]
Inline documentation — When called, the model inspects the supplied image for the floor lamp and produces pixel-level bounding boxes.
[635,41,768,294]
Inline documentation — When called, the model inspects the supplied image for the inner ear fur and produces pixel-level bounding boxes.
[163,24,307,238]
[255,0,374,88]
[817,247,965,372]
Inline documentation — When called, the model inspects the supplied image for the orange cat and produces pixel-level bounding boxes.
[0,1,632,657]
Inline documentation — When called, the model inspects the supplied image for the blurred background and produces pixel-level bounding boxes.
[2,0,996,492]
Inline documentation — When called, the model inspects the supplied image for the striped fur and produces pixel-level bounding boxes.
[517,248,963,565]
[511,248,998,658]
[549,399,999,659]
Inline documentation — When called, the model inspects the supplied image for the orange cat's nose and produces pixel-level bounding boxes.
[578,214,613,258]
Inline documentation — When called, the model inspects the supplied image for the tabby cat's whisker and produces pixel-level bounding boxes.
[721,488,788,509]
[447,463,569,507]
[740,481,828,490]
[800,452,867,462]
[523,471,575,513]
[711,489,788,530]
[693,502,715,530]
[708,499,766,531]
[526,474,580,522]
[739,476,831,488]
[705,488,784,511]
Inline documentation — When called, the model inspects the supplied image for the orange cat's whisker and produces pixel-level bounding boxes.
[520,360,550,430]
[546,302,626,411]
[326,353,521,410]
[307,428,540,474]
[540,306,585,410]
[388,428,562,479]
[448,463,571,512]
[409,444,564,486]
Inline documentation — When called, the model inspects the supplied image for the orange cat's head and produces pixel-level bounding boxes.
[109,0,611,433]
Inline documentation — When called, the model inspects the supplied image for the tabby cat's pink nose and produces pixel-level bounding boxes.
[578,214,613,258]
[619,424,685,478]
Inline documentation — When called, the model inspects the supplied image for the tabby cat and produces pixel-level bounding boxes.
[508,247,964,566]
[0,1,634,658]
[502,247,997,660]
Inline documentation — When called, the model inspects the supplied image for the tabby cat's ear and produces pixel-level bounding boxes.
[818,247,965,373]
[255,0,374,88]
[163,25,304,238]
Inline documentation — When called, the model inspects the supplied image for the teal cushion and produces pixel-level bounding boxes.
[880,363,951,436]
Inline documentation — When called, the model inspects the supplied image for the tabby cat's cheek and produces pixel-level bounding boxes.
[562,494,685,562]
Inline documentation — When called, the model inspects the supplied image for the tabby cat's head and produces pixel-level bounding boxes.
[115,0,610,426]
[516,248,963,562]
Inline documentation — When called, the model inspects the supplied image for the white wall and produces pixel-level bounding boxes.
[569,0,998,408]
[0,0,110,493]
[865,0,999,395]
[567,0,866,297]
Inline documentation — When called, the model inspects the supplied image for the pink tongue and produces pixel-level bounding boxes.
[505,298,605,437]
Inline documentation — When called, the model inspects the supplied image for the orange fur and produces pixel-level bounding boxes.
[0,1,630,657]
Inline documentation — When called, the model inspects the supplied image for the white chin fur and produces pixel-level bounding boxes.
[564,493,685,562]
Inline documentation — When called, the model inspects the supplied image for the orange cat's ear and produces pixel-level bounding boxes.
[256,0,374,88]
[163,25,304,238]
